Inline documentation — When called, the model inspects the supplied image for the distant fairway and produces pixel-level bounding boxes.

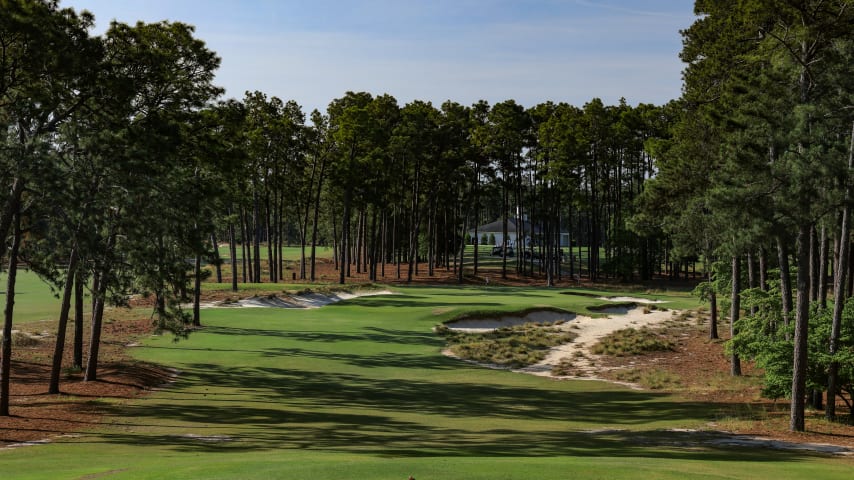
[1,285,851,479]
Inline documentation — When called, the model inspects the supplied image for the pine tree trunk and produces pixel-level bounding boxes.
[84,270,108,382]
[810,224,819,302]
[242,207,251,283]
[777,237,794,336]
[309,171,324,281]
[708,268,719,340]
[211,232,223,284]
[228,220,238,292]
[819,225,829,308]
[747,252,757,316]
[193,254,202,327]
[827,122,854,420]
[253,193,262,283]
[0,178,24,252]
[265,193,275,283]
[730,254,742,376]
[790,224,811,432]
[49,249,79,394]
[501,182,509,280]
[73,268,85,369]
[340,188,351,285]
[1,213,22,416]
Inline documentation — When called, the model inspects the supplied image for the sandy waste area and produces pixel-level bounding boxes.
[199,290,394,309]
[445,296,675,385]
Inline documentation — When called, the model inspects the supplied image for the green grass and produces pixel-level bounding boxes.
[0,269,82,327]
[1,285,852,479]
[216,244,335,262]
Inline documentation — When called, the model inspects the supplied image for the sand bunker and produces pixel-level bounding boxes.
[203,290,393,309]
[597,296,667,304]
[444,304,676,384]
[445,310,575,332]
[520,306,674,381]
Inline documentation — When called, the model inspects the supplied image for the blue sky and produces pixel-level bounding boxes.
[61,0,697,114]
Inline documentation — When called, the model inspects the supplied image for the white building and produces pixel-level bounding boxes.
[469,218,570,247]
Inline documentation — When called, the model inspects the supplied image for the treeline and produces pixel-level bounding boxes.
[0,1,676,414]
[635,1,854,429]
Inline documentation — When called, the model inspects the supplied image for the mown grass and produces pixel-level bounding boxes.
[1,285,852,479]
[1,269,75,326]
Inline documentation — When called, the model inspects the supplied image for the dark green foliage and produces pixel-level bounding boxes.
[733,284,854,419]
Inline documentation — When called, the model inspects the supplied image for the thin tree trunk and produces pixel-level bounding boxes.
[309,164,325,281]
[759,246,768,291]
[748,252,757,316]
[84,270,108,382]
[193,253,202,327]
[253,192,262,283]
[0,178,24,251]
[211,232,223,284]
[265,193,275,283]
[48,249,79,394]
[0,213,22,416]
[778,237,793,335]
[708,268,719,340]
[73,268,85,370]
[827,122,854,420]
[340,188,351,285]
[730,254,742,376]
[228,220,238,292]
[791,224,811,432]
[819,225,829,309]
[810,224,819,302]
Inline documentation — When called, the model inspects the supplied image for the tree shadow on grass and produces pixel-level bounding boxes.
[199,325,440,347]
[85,361,840,463]
[89,397,837,463]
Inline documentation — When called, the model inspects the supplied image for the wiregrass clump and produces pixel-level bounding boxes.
[437,323,577,368]
[613,368,681,390]
[0,331,42,347]
[591,327,675,356]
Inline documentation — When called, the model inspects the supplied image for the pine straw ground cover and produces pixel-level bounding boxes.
[1,311,171,447]
[590,309,854,448]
